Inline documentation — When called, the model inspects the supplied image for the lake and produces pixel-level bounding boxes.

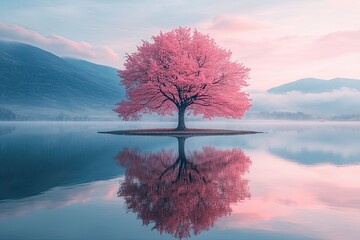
[0,121,359,240]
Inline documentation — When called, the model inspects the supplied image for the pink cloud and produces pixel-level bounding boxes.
[207,28,360,90]
[204,16,266,33]
[47,34,96,57]
[0,22,119,65]
[0,22,44,42]
[102,46,120,62]
[0,22,95,57]
[308,29,360,59]
[218,35,308,70]
[228,29,360,64]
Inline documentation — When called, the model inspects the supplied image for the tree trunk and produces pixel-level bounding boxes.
[176,107,187,131]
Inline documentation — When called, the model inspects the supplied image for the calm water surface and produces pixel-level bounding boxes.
[0,121,359,240]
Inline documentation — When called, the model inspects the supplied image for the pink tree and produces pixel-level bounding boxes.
[114,27,251,130]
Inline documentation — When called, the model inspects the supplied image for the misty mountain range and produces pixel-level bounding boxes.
[0,41,124,120]
[1,40,360,121]
[268,77,360,93]
[249,77,360,120]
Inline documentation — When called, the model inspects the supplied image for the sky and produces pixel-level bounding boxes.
[1,0,360,90]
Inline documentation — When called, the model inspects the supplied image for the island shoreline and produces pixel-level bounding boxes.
[98,128,263,137]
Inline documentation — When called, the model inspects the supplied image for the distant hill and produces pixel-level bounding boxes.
[0,107,16,120]
[268,78,360,93]
[0,41,124,118]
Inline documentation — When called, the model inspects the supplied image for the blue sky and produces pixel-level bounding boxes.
[1,0,360,90]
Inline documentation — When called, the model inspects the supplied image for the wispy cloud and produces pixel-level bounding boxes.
[308,29,360,59]
[203,16,266,33]
[102,46,120,62]
[0,22,120,66]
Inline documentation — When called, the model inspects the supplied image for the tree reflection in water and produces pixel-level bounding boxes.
[115,137,251,239]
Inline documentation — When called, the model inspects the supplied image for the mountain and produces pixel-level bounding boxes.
[268,78,360,93]
[247,77,360,120]
[0,41,124,118]
[0,107,16,120]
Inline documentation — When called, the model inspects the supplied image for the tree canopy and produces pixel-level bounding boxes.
[114,27,251,130]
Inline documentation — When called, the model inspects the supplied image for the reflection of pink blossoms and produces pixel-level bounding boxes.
[114,27,251,130]
[115,139,251,239]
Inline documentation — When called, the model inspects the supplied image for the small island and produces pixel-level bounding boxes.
[100,128,261,137]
